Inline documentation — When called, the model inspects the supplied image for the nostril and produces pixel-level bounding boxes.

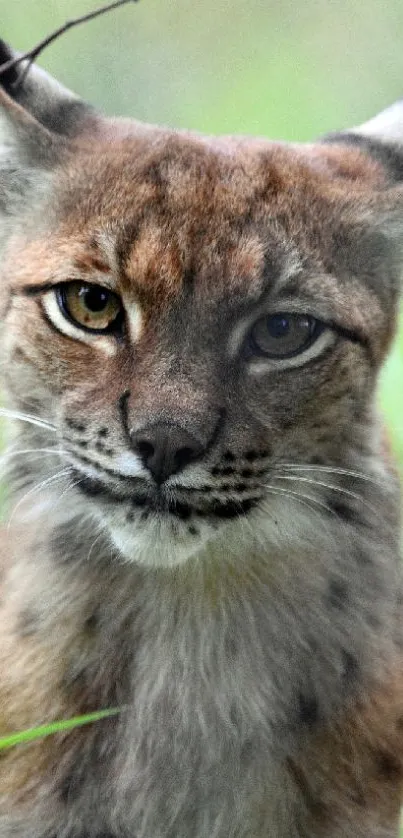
[136,440,155,461]
[175,446,195,470]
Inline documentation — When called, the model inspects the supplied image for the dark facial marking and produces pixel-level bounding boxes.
[168,501,192,521]
[223,451,236,462]
[328,498,357,523]
[298,692,319,727]
[95,441,114,456]
[240,468,254,479]
[326,579,349,609]
[209,498,257,519]
[65,417,87,434]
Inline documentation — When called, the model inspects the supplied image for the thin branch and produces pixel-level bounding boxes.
[0,0,138,88]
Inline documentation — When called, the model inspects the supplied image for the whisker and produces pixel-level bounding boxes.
[272,473,382,521]
[263,483,336,518]
[86,526,109,563]
[0,408,56,433]
[0,446,64,470]
[7,468,72,528]
[273,463,387,488]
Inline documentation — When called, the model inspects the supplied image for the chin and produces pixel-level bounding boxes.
[106,511,218,568]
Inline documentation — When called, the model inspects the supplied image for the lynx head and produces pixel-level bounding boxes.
[0,41,402,568]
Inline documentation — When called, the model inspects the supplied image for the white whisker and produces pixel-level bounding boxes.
[7,468,72,529]
[273,462,387,487]
[263,483,335,518]
[86,526,108,563]
[0,446,64,471]
[0,408,56,433]
[272,473,382,521]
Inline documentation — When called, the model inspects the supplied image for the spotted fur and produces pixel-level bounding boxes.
[0,39,403,838]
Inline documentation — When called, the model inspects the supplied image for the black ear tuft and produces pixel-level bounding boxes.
[0,39,97,140]
[0,39,20,93]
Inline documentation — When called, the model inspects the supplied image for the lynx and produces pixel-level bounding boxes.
[0,35,403,838]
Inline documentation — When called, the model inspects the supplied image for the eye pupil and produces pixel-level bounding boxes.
[267,314,291,338]
[81,287,109,313]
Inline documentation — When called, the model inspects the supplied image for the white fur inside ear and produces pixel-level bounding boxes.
[351,101,403,145]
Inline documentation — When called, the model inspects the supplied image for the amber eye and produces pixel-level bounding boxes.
[248,313,323,359]
[56,282,123,333]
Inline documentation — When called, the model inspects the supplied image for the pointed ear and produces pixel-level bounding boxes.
[324,101,403,183]
[0,40,98,245]
[0,39,96,138]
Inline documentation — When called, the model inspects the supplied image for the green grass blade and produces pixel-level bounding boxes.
[0,708,120,750]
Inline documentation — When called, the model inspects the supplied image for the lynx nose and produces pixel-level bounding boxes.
[130,422,205,484]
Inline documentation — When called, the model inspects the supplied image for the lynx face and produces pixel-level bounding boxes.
[0,45,402,569]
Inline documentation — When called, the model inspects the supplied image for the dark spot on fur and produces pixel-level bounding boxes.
[342,650,359,684]
[298,693,319,727]
[223,451,236,462]
[77,439,88,449]
[240,468,254,478]
[95,442,114,456]
[309,455,325,466]
[131,496,148,508]
[328,499,356,522]
[220,466,236,476]
[376,750,402,780]
[84,612,99,634]
[66,417,86,433]
[234,483,248,493]
[280,415,294,430]
[17,607,40,637]
[77,476,109,498]
[244,450,258,461]
[326,579,348,609]
[188,525,199,536]
[210,498,256,518]
[98,427,109,438]
[170,501,192,521]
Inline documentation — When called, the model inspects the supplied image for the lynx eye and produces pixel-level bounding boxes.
[56,282,122,333]
[248,313,323,358]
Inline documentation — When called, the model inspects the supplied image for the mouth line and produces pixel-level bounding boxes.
[71,470,261,521]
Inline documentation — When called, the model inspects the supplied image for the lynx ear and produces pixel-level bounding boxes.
[0,39,96,139]
[0,40,97,238]
[325,101,403,183]
[350,101,403,148]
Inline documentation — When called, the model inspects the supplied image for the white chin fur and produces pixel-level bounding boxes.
[105,514,216,568]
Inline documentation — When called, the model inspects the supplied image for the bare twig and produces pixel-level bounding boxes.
[0,0,138,88]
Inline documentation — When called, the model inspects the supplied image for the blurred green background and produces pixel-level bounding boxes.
[1,0,403,466]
